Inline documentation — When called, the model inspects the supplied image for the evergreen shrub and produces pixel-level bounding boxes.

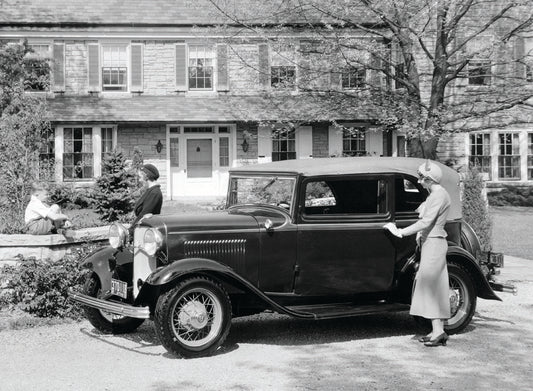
[92,150,137,222]
[462,167,492,251]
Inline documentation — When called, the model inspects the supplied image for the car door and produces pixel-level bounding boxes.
[295,175,396,296]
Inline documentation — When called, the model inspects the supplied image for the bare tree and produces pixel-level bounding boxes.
[206,0,533,159]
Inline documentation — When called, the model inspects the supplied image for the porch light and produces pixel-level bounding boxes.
[241,138,249,153]
[155,140,163,153]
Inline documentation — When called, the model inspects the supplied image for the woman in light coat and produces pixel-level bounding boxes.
[386,160,451,347]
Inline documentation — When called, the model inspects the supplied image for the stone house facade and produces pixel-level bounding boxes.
[1,1,532,198]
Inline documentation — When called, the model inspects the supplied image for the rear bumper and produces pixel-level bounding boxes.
[68,290,151,319]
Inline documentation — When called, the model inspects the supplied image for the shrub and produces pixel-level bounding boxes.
[92,150,137,222]
[488,186,533,207]
[462,167,492,251]
[0,243,97,318]
[47,182,94,210]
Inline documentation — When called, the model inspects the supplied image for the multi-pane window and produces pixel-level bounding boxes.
[343,128,366,156]
[219,137,229,167]
[527,133,533,180]
[39,128,55,181]
[498,133,520,180]
[184,126,214,133]
[468,59,491,85]
[170,138,179,167]
[394,63,405,89]
[469,133,492,179]
[342,67,366,89]
[271,66,296,88]
[272,129,296,161]
[25,44,50,91]
[188,45,214,90]
[101,127,113,161]
[63,127,93,180]
[102,45,128,91]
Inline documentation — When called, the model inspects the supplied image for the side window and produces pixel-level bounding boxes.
[303,178,387,216]
[395,176,426,213]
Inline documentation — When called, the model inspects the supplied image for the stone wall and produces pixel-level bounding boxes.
[0,227,109,265]
[65,41,88,94]
[117,124,168,195]
[142,40,179,95]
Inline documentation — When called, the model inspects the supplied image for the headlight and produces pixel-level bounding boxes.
[109,223,128,249]
[142,228,164,256]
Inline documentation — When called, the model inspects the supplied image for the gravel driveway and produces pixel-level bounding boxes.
[1,256,532,391]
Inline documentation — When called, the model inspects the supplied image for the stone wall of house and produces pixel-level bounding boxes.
[117,124,168,195]
[64,41,88,94]
[437,133,468,170]
[142,40,178,95]
[228,44,261,95]
[312,122,329,157]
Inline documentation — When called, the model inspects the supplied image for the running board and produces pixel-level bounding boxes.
[285,302,410,320]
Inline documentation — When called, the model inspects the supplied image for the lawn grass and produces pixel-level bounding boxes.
[490,206,533,260]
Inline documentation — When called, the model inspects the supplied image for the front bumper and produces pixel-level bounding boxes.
[68,290,151,319]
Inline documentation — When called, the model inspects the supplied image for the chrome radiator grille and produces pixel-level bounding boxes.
[133,227,156,298]
[184,239,246,268]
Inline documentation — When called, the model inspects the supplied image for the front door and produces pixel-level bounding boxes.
[168,125,234,198]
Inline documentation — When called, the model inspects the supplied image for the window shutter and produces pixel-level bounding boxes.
[88,43,100,91]
[514,36,525,79]
[328,126,343,157]
[130,43,143,91]
[175,43,187,91]
[258,43,270,87]
[52,43,65,91]
[297,126,313,159]
[217,44,229,91]
[370,53,384,88]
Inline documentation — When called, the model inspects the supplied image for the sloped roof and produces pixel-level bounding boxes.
[0,0,379,26]
[45,94,377,123]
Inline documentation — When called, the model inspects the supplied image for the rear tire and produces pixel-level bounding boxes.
[83,273,145,334]
[413,262,477,335]
[154,276,232,358]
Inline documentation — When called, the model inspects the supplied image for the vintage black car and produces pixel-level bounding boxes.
[69,157,513,358]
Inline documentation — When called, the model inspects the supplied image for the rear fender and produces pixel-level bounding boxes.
[447,246,501,301]
[81,246,133,293]
[141,258,314,319]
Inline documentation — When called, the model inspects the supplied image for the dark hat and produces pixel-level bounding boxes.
[141,163,160,181]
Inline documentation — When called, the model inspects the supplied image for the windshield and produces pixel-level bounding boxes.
[227,175,296,212]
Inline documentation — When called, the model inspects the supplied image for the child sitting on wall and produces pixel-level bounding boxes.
[24,182,72,235]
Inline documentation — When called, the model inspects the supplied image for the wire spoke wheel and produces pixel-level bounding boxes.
[171,287,222,347]
[155,277,232,358]
[443,263,476,334]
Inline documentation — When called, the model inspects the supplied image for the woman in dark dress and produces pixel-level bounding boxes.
[130,163,163,236]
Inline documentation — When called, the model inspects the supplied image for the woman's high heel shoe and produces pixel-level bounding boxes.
[424,332,449,347]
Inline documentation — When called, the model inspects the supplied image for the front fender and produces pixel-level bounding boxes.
[447,246,501,301]
[142,258,315,319]
[81,245,134,293]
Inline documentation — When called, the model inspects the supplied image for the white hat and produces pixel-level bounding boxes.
[417,160,443,183]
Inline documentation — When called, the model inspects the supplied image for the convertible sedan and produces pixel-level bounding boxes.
[69,157,512,358]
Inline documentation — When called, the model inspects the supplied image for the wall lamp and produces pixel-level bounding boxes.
[241,138,249,153]
[155,140,163,153]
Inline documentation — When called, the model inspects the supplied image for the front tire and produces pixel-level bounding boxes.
[83,273,145,334]
[154,276,232,358]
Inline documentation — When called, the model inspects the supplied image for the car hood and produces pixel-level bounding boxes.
[141,210,261,233]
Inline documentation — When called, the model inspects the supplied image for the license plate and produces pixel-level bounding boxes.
[110,279,128,299]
